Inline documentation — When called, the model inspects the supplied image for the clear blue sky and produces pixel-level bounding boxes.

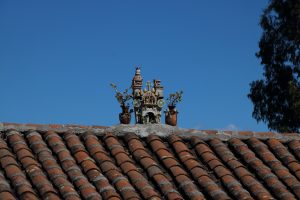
[0,1,270,131]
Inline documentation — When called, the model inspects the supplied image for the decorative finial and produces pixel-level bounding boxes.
[111,67,183,126]
[146,81,152,91]
[135,66,141,74]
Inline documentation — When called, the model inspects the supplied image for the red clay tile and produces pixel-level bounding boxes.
[43,131,61,142]
[192,138,254,200]
[26,131,81,200]
[169,166,187,177]
[155,148,172,159]
[0,141,9,150]
[139,157,157,168]
[81,160,98,173]
[86,169,120,199]
[148,139,166,152]
[73,151,90,163]
[0,151,39,200]
[93,150,112,163]
[127,140,145,154]
[102,133,161,200]
[0,150,13,160]
[16,148,35,160]
[169,142,190,155]
[147,134,162,143]
[268,139,300,180]
[0,157,18,169]
[0,182,10,193]
[115,152,133,166]
[163,157,180,169]
[123,133,182,199]
[20,157,38,169]
[248,138,300,198]
[0,191,16,200]
[62,132,120,200]
[17,190,39,200]
[83,135,106,154]
[148,135,204,200]
[56,148,70,159]
[100,161,117,173]
[0,171,14,200]
[120,162,137,174]
[132,149,152,162]
[3,124,300,200]
[229,138,296,200]
[183,158,200,170]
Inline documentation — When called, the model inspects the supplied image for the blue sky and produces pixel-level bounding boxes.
[0,1,270,131]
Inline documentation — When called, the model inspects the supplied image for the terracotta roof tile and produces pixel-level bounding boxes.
[288,140,300,160]
[43,131,103,200]
[248,138,300,198]
[6,131,60,200]
[102,133,159,200]
[168,135,230,200]
[26,131,81,200]
[148,135,205,200]
[0,169,16,200]
[0,137,39,200]
[229,138,296,200]
[192,137,253,200]
[267,139,300,180]
[1,123,300,200]
[208,138,274,199]
[124,133,183,200]
[63,132,121,200]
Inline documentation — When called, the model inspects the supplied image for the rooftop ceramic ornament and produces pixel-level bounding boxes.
[111,67,182,126]
[131,68,164,124]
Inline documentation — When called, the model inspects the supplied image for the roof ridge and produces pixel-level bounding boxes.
[1,122,299,142]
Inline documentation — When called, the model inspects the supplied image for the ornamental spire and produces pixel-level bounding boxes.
[111,67,182,126]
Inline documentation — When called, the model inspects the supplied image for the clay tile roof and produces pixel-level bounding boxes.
[1,123,300,200]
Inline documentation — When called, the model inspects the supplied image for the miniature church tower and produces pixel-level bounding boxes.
[131,68,164,124]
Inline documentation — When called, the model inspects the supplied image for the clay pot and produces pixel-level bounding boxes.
[119,106,131,124]
[165,106,178,126]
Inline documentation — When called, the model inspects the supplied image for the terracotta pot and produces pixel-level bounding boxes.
[119,106,131,124]
[165,106,178,126]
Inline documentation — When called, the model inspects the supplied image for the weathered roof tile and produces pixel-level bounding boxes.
[1,123,300,199]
